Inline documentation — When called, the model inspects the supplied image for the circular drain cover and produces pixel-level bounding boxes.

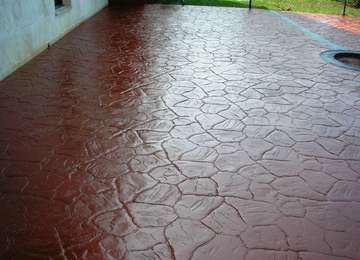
[320,50,360,71]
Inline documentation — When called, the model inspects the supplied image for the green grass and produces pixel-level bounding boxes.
[154,0,360,16]
[252,0,360,16]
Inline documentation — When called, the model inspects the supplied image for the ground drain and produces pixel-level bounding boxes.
[320,50,360,71]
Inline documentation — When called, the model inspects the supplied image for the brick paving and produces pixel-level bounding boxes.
[298,12,360,36]
[1,4,360,260]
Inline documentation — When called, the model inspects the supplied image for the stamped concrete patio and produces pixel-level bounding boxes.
[1,4,360,260]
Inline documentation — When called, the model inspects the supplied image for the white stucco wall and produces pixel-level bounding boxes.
[0,0,108,80]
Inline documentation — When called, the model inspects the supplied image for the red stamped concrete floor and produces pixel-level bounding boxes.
[1,4,360,260]
[299,12,360,35]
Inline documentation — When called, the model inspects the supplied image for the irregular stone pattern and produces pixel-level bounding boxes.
[0,4,360,260]
[299,12,360,36]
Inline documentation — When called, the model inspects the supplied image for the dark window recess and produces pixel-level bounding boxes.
[55,0,64,8]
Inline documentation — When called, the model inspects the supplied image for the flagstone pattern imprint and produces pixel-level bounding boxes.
[284,12,360,50]
[298,12,360,36]
[0,4,360,260]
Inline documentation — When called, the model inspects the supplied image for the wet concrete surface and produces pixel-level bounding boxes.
[0,4,360,260]
[298,12,360,36]
[284,11,360,50]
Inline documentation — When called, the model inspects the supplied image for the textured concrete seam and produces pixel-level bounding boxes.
[270,10,345,50]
